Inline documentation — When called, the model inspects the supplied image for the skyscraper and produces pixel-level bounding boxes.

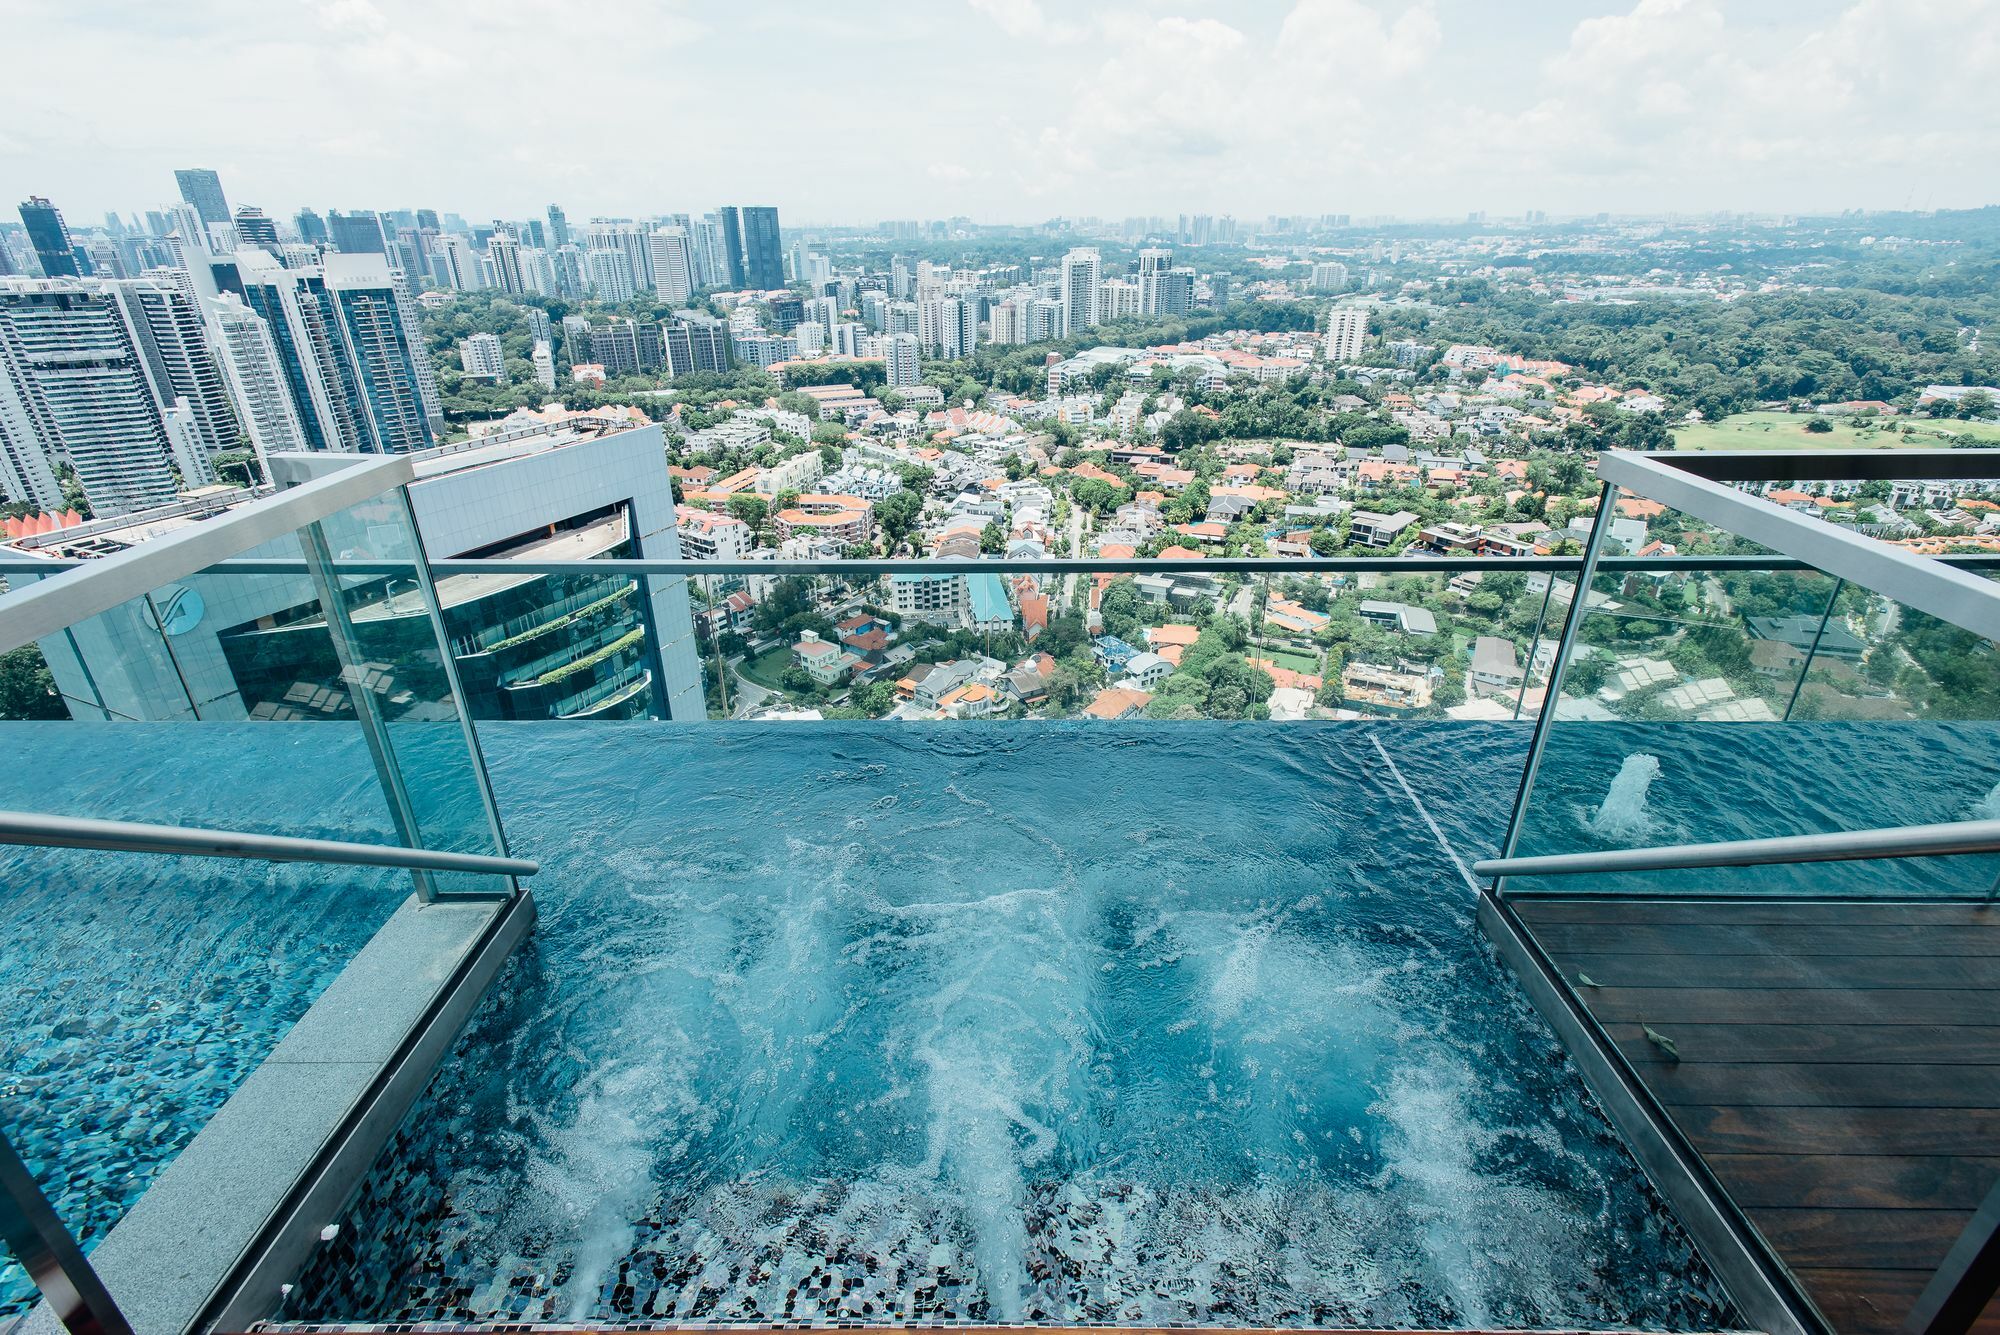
[717,208,746,288]
[233,250,437,456]
[19,197,87,278]
[233,206,280,249]
[739,207,784,290]
[0,279,181,515]
[110,277,240,460]
[174,169,231,227]
[587,248,635,303]
[295,208,329,246]
[648,228,694,305]
[488,234,527,295]
[546,203,570,250]
[1323,306,1368,362]
[206,292,308,459]
[328,211,388,255]
[1061,248,1101,336]
[883,331,920,388]
[439,234,484,291]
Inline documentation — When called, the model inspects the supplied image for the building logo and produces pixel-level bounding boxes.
[148,584,205,637]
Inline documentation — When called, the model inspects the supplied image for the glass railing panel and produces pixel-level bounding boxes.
[632,561,1561,726]
[309,494,509,898]
[1508,486,2000,898]
[0,844,410,1319]
[0,474,511,1313]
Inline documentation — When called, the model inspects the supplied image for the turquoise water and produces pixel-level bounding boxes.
[278,722,1734,1328]
[31,719,1982,1323]
[0,723,413,1318]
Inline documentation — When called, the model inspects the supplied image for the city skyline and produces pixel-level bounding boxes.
[2,0,1995,223]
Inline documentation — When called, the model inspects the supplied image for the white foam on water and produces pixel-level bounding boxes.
[1972,779,2000,820]
[1586,753,1662,842]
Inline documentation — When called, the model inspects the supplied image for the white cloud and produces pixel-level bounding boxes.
[966,0,1085,43]
[0,0,1994,221]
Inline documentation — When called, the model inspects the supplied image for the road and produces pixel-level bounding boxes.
[723,655,771,716]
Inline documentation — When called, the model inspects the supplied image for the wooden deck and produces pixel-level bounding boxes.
[1513,897,2000,1335]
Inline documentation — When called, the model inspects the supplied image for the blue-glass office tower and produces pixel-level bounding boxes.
[295,209,329,246]
[18,197,90,278]
[328,211,388,255]
[174,169,230,227]
[234,251,436,455]
[739,206,783,290]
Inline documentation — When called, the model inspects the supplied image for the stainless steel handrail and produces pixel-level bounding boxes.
[1473,817,2000,879]
[0,811,539,877]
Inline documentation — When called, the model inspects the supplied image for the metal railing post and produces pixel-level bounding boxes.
[297,519,437,902]
[391,487,517,892]
[1494,480,1619,889]
[1783,577,1845,722]
[1514,570,1559,723]
[1900,1177,2000,1335]
[0,1127,133,1335]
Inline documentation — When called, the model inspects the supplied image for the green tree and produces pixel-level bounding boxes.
[0,646,64,720]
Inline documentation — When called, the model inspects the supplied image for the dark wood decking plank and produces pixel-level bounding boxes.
[1555,951,2000,990]
[1702,1154,2000,1209]
[1581,985,1982,1024]
[1515,899,2000,928]
[1601,1021,2000,1065]
[1790,1267,1924,1335]
[1529,921,2000,958]
[1747,1206,1972,1270]
[1675,1104,2000,1157]
[1635,1060,2000,1108]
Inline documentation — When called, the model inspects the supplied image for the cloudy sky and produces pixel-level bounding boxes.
[4,0,1994,225]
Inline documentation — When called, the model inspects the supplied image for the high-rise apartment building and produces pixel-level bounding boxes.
[327,211,388,255]
[233,250,437,456]
[989,298,1025,346]
[110,277,239,460]
[0,279,181,515]
[546,203,569,250]
[206,292,308,460]
[919,296,976,360]
[883,331,920,387]
[664,311,730,378]
[232,207,280,249]
[587,248,635,303]
[1061,248,1101,336]
[488,234,527,295]
[295,209,329,246]
[1324,306,1368,362]
[531,340,555,391]
[440,234,484,291]
[174,169,230,227]
[19,197,87,278]
[1142,267,1196,317]
[460,332,505,380]
[649,228,694,304]
[1311,261,1350,293]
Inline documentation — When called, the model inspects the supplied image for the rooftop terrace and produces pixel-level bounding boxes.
[1,448,1998,1335]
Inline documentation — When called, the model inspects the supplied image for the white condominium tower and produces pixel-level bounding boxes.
[0,278,182,516]
[649,228,694,305]
[460,332,505,379]
[1061,247,1100,336]
[207,292,308,460]
[883,331,920,387]
[1324,306,1368,362]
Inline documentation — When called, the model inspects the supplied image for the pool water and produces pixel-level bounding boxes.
[278,722,1736,1328]
[0,724,412,1320]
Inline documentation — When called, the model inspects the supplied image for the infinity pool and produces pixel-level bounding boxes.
[274,723,1735,1328]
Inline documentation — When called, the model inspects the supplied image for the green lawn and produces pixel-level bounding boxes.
[1675,411,2000,451]
[738,647,798,690]
[1251,644,1321,674]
